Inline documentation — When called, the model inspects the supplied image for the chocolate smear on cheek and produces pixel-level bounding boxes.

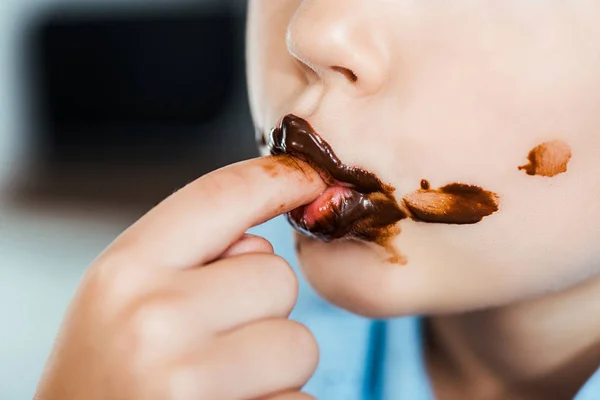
[518,140,572,177]
[403,182,499,224]
[266,114,501,264]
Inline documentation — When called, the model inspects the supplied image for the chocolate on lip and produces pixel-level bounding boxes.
[269,114,407,243]
[269,115,390,193]
[267,114,500,246]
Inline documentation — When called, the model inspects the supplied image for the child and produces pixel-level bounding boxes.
[36,1,600,399]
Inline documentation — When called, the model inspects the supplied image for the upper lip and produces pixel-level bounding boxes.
[268,114,391,195]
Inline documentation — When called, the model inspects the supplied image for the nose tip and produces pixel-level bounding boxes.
[286,1,390,96]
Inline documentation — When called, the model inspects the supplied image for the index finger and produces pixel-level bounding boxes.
[111,155,325,269]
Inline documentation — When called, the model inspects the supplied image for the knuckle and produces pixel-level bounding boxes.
[122,297,181,355]
[261,255,299,307]
[248,235,275,254]
[89,251,147,305]
[282,321,319,369]
[263,255,298,290]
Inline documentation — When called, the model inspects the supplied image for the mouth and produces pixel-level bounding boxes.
[267,114,501,247]
[268,114,407,243]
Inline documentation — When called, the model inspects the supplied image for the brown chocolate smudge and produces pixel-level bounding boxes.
[261,154,315,181]
[404,183,499,224]
[261,160,279,177]
[266,114,501,264]
[518,140,572,177]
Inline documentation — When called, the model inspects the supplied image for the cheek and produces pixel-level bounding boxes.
[499,156,600,288]
[295,236,434,317]
[295,134,600,315]
[372,47,600,299]
[399,155,600,308]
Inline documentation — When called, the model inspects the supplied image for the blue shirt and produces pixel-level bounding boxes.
[249,217,600,399]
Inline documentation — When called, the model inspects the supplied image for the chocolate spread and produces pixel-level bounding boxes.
[266,114,500,248]
[269,115,406,242]
[404,180,499,224]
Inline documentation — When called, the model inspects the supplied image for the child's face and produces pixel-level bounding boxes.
[247,1,600,317]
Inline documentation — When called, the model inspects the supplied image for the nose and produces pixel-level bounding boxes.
[286,0,390,96]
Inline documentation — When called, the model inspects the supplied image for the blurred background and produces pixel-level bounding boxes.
[0,1,257,398]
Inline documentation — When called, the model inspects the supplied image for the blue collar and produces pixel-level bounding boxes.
[575,367,600,400]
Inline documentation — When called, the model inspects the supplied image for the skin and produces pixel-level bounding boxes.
[37,2,600,399]
[35,157,325,400]
[247,1,600,399]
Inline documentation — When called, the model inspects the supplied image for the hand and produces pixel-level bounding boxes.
[35,156,326,400]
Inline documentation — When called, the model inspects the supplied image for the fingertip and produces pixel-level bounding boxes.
[220,234,275,259]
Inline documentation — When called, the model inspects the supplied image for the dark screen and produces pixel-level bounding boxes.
[34,7,239,156]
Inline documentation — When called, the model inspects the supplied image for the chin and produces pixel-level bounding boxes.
[294,229,440,319]
[293,215,576,319]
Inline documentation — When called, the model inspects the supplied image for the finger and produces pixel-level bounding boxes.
[260,391,316,400]
[111,155,325,269]
[186,319,319,400]
[220,234,274,259]
[176,253,298,333]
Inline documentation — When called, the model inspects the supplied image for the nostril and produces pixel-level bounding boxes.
[331,66,358,83]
